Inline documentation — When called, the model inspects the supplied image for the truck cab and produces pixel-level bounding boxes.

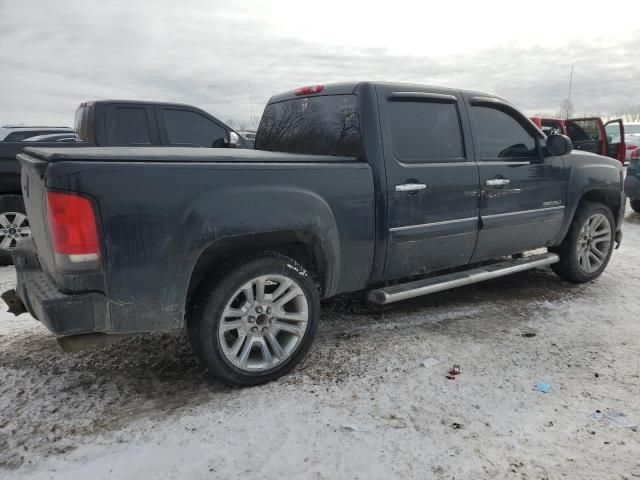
[75,100,244,148]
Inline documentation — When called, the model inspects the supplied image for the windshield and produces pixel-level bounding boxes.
[255,94,362,157]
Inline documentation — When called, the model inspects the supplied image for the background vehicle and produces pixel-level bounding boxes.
[622,122,640,162]
[238,131,256,148]
[625,153,640,212]
[7,82,624,387]
[23,133,78,143]
[0,100,243,264]
[0,126,74,142]
[531,116,625,163]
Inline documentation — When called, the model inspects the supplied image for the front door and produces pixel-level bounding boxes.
[604,119,625,162]
[377,86,480,281]
[466,98,567,261]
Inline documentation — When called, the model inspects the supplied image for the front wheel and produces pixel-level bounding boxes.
[188,253,320,386]
[551,202,615,283]
[630,199,640,213]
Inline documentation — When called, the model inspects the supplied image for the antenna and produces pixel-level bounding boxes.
[566,65,574,119]
[248,83,254,129]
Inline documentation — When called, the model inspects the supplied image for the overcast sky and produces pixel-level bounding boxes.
[1,0,639,128]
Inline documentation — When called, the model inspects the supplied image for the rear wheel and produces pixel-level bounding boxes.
[0,195,31,266]
[551,202,615,283]
[630,199,640,213]
[188,253,320,386]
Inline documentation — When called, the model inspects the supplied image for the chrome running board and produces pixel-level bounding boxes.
[367,252,559,305]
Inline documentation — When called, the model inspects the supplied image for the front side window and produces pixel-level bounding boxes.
[388,100,463,162]
[472,106,537,160]
[163,109,227,147]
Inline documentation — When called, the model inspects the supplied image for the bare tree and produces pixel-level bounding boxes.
[556,99,574,119]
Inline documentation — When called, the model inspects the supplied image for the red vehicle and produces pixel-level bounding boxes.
[530,116,625,163]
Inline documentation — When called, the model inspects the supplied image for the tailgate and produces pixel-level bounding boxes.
[17,152,56,275]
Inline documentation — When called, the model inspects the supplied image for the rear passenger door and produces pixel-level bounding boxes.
[377,86,480,281]
[103,105,161,146]
[157,107,229,147]
[467,98,567,261]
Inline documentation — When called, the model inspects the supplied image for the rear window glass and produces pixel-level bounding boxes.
[255,94,362,157]
[114,107,151,144]
[388,100,463,162]
[74,106,95,143]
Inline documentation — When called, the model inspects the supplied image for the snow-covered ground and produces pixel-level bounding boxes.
[2,209,640,479]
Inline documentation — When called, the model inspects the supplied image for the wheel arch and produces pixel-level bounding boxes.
[0,174,23,195]
[185,229,334,317]
[555,187,623,246]
[578,189,622,227]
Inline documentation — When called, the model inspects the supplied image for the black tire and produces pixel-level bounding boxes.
[551,202,615,283]
[630,199,640,213]
[188,252,320,387]
[0,194,28,266]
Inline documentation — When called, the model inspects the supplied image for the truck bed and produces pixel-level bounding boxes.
[17,147,375,336]
[22,146,357,163]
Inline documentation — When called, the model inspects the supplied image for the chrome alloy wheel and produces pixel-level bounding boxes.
[576,213,611,274]
[0,212,30,251]
[218,274,309,372]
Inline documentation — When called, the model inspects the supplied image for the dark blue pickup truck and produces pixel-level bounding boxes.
[0,100,244,264]
[5,82,625,386]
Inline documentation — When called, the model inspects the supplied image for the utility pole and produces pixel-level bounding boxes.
[566,65,574,119]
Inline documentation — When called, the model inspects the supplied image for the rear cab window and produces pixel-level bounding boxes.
[255,95,362,157]
[74,106,95,143]
[387,98,464,162]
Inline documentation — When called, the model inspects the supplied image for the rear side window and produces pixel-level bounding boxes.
[74,106,95,143]
[163,109,227,147]
[472,106,537,159]
[388,100,463,162]
[114,107,151,144]
[255,95,362,157]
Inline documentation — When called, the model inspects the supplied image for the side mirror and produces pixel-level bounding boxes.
[228,131,241,148]
[546,134,573,156]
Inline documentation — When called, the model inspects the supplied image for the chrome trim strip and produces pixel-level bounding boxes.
[482,206,565,220]
[389,217,477,233]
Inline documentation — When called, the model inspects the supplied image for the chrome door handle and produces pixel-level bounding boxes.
[395,183,427,192]
[486,178,510,186]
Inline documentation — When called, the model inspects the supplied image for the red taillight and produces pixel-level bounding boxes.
[294,85,324,96]
[46,191,100,265]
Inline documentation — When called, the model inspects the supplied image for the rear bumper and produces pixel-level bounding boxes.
[624,173,640,199]
[12,239,109,336]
